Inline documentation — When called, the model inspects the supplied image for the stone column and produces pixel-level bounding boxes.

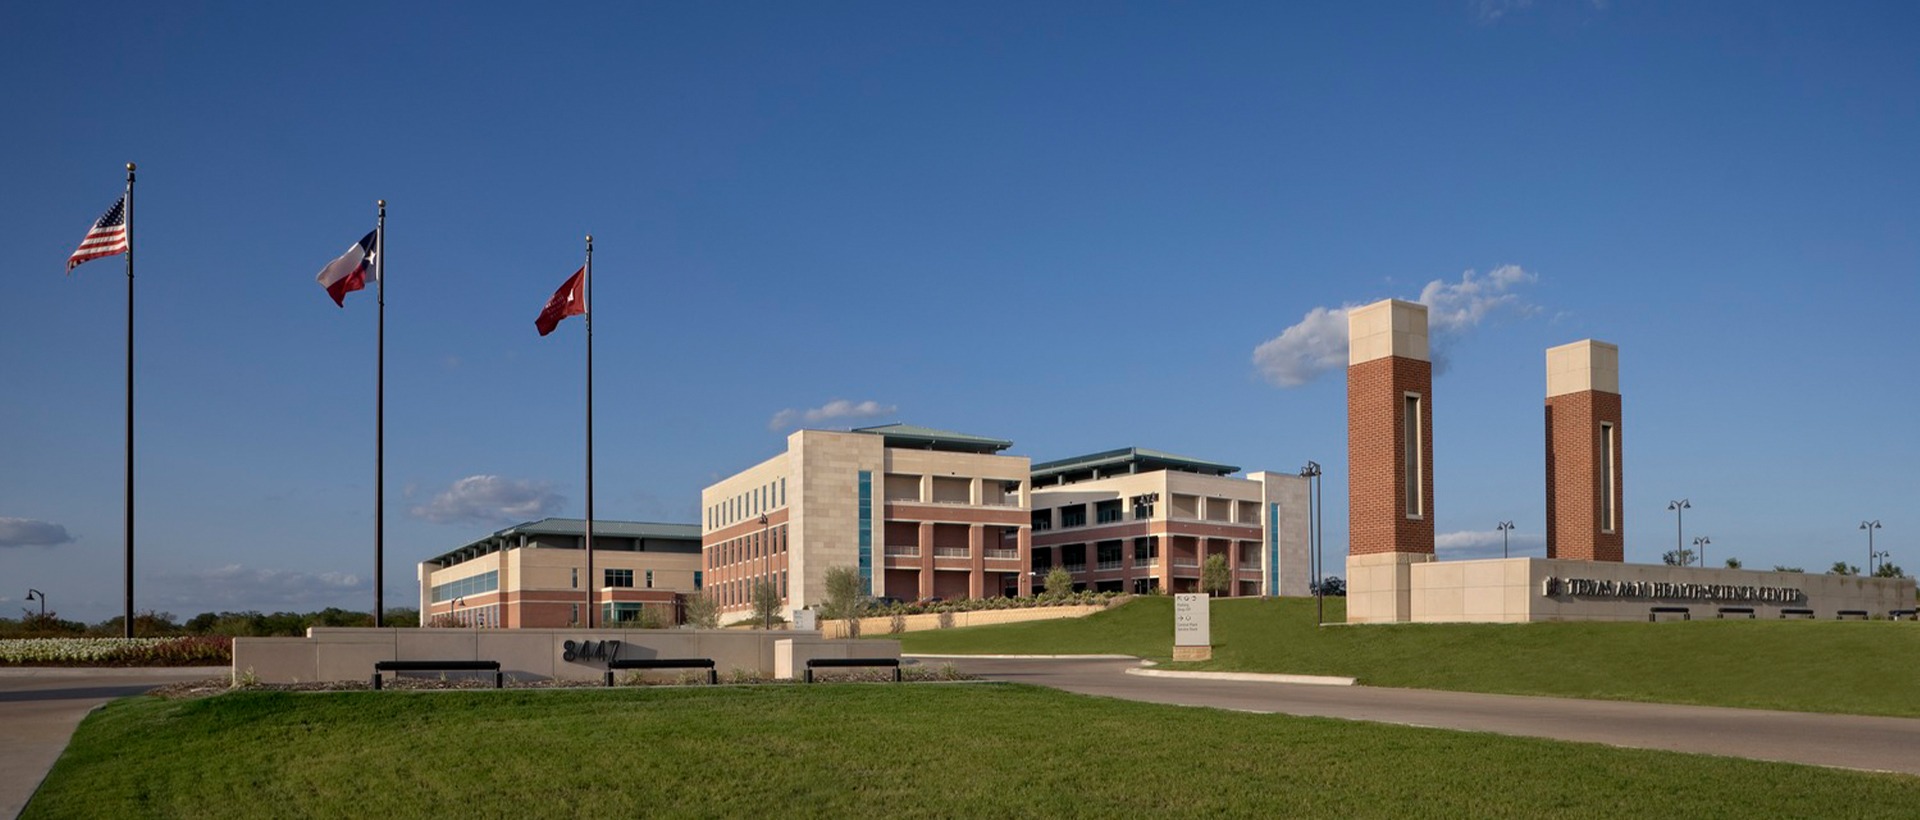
[1017,527,1033,596]
[968,524,985,599]
[1346,299,1435,623]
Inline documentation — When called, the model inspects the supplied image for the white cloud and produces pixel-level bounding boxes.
[153,564,369,612]
[1436,529,1544,558]
[0,517,75,548]
[409,475,564,525]
[768,399,897,431]
[1252,305,1355,388]
[1252,265,1539,388]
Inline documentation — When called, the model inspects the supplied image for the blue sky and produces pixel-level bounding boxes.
[3,1,1915,620]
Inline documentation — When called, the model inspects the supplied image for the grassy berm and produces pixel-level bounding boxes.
[30,685,1920,818]
[893,596,1920,717]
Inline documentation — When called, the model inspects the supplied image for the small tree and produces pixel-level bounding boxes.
[1724,557,1742,569]
[1201,554,1231,597]
[1772,565,1805,573]
[1873,562,1906,579]
[1827,561,1860,576]
[821,566,865,638]
[683,592,720,629]
[1044,567,1075,599]
[751,580,783,629]
[1662,548,1695,567]
[1313,576,1346,596]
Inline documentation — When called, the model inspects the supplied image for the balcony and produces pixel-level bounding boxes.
[1172,559,1200,569]
[1096,559,1122,571]
[883,546,920,557]
[1063,563,1086,574]
[933,547,971,558]
[986,549,1018,560]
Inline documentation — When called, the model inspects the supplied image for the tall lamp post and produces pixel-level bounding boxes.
[25,589,45,619]
[1300,461,1323,626]
[758,514,771,630]
[1668,499,1690,561]
[1872,550,1890,576]
[1496,521,1515,559]
[1692,536,1711,567]
[1861,520,1881,575]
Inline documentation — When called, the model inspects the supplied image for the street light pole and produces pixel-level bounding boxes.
[1300,461,1323,625]
[1693,536,1711,568]
[1497,521,1515,559]
[1861,520,1880,575]
[1668,499,1690,561]
[26,589,45,619]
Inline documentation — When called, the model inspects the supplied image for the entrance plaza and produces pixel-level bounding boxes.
[1342,299,1914,622]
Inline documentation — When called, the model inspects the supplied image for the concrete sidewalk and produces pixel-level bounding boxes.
[0,667,227,819]
[928,655,1920,777]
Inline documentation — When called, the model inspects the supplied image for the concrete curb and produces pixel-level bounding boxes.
[1125,667,1356,686]
[904,654,1140,661]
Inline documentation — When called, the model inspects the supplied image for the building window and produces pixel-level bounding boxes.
[1060,504,1087,528]
[645,570,654,589]
[431,570,500,603]
[1267,503,1279,595]
[1134,537,1155,562]
[605,569,634,588]
[1131,495,1156,520]
[858,471,874,594]
[1031,509,1052,531]
[1600,422,1617,533]
[1404,393,1424,518]
[1095,500,1123,524]
[1096,541,1123,569]
[570,604,580,625]
[570,567,578,589]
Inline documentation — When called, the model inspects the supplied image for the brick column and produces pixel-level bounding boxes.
[1226,536,1240,597]
[968,524,985,599]
[1545,340,1624,562]
[918,521,936,600]
[1346,299,1435,623]
[1017,527,1033,596]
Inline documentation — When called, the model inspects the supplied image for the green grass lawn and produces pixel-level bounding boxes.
[894,596,1920,717]
[29,685,1920,818]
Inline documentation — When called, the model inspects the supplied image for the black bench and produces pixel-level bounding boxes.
[373,660,501,690]
[1716,607,1755,619]
[1891,609,1917,621]
[1780,608,1815,619]
[605,658,717,686]
[804,657,902,683]
[1648,606,1690,622]
[1836,610,1869,620]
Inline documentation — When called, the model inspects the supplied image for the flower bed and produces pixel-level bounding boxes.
[0,636,232,667]
[865,590,1125,617]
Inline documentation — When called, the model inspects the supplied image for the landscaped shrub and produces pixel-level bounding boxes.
[0,636,232,667]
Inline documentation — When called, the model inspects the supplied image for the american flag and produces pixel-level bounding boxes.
[67,195,129,273]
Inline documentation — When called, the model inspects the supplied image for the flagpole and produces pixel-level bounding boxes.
[584,235,595,629]
[123,162,136,639]
[375,200,386,628]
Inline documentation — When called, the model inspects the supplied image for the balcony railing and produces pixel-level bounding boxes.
[986,549,1018,560]
[883,546,920,557]
[1172,559,1200,568]
[1063,563,1086,573]
[1096,559,1123,571]
[933,547,971,558]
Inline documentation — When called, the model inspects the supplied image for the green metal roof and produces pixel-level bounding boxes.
[425,517,700,567]
[850,423,1013,453]
[1030,447,1239,483]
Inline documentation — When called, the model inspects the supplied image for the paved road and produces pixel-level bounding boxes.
[0,667,226,819]
[933,656,1920,776]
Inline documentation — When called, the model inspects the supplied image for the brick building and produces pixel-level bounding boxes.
[417,518,702,628]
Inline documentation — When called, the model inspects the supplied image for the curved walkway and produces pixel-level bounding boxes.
[0,667,226,819]
[927,655,1920,776]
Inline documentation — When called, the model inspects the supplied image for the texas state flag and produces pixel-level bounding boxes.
[315,230,379,307]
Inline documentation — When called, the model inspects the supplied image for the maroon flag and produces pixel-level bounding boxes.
[535,267,587,336]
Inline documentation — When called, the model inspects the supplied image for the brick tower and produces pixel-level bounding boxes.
[1345,299,1434,623]
[1544,340,1623,562]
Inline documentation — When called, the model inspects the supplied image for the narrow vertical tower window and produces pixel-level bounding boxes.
[1403,394,1423,518]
